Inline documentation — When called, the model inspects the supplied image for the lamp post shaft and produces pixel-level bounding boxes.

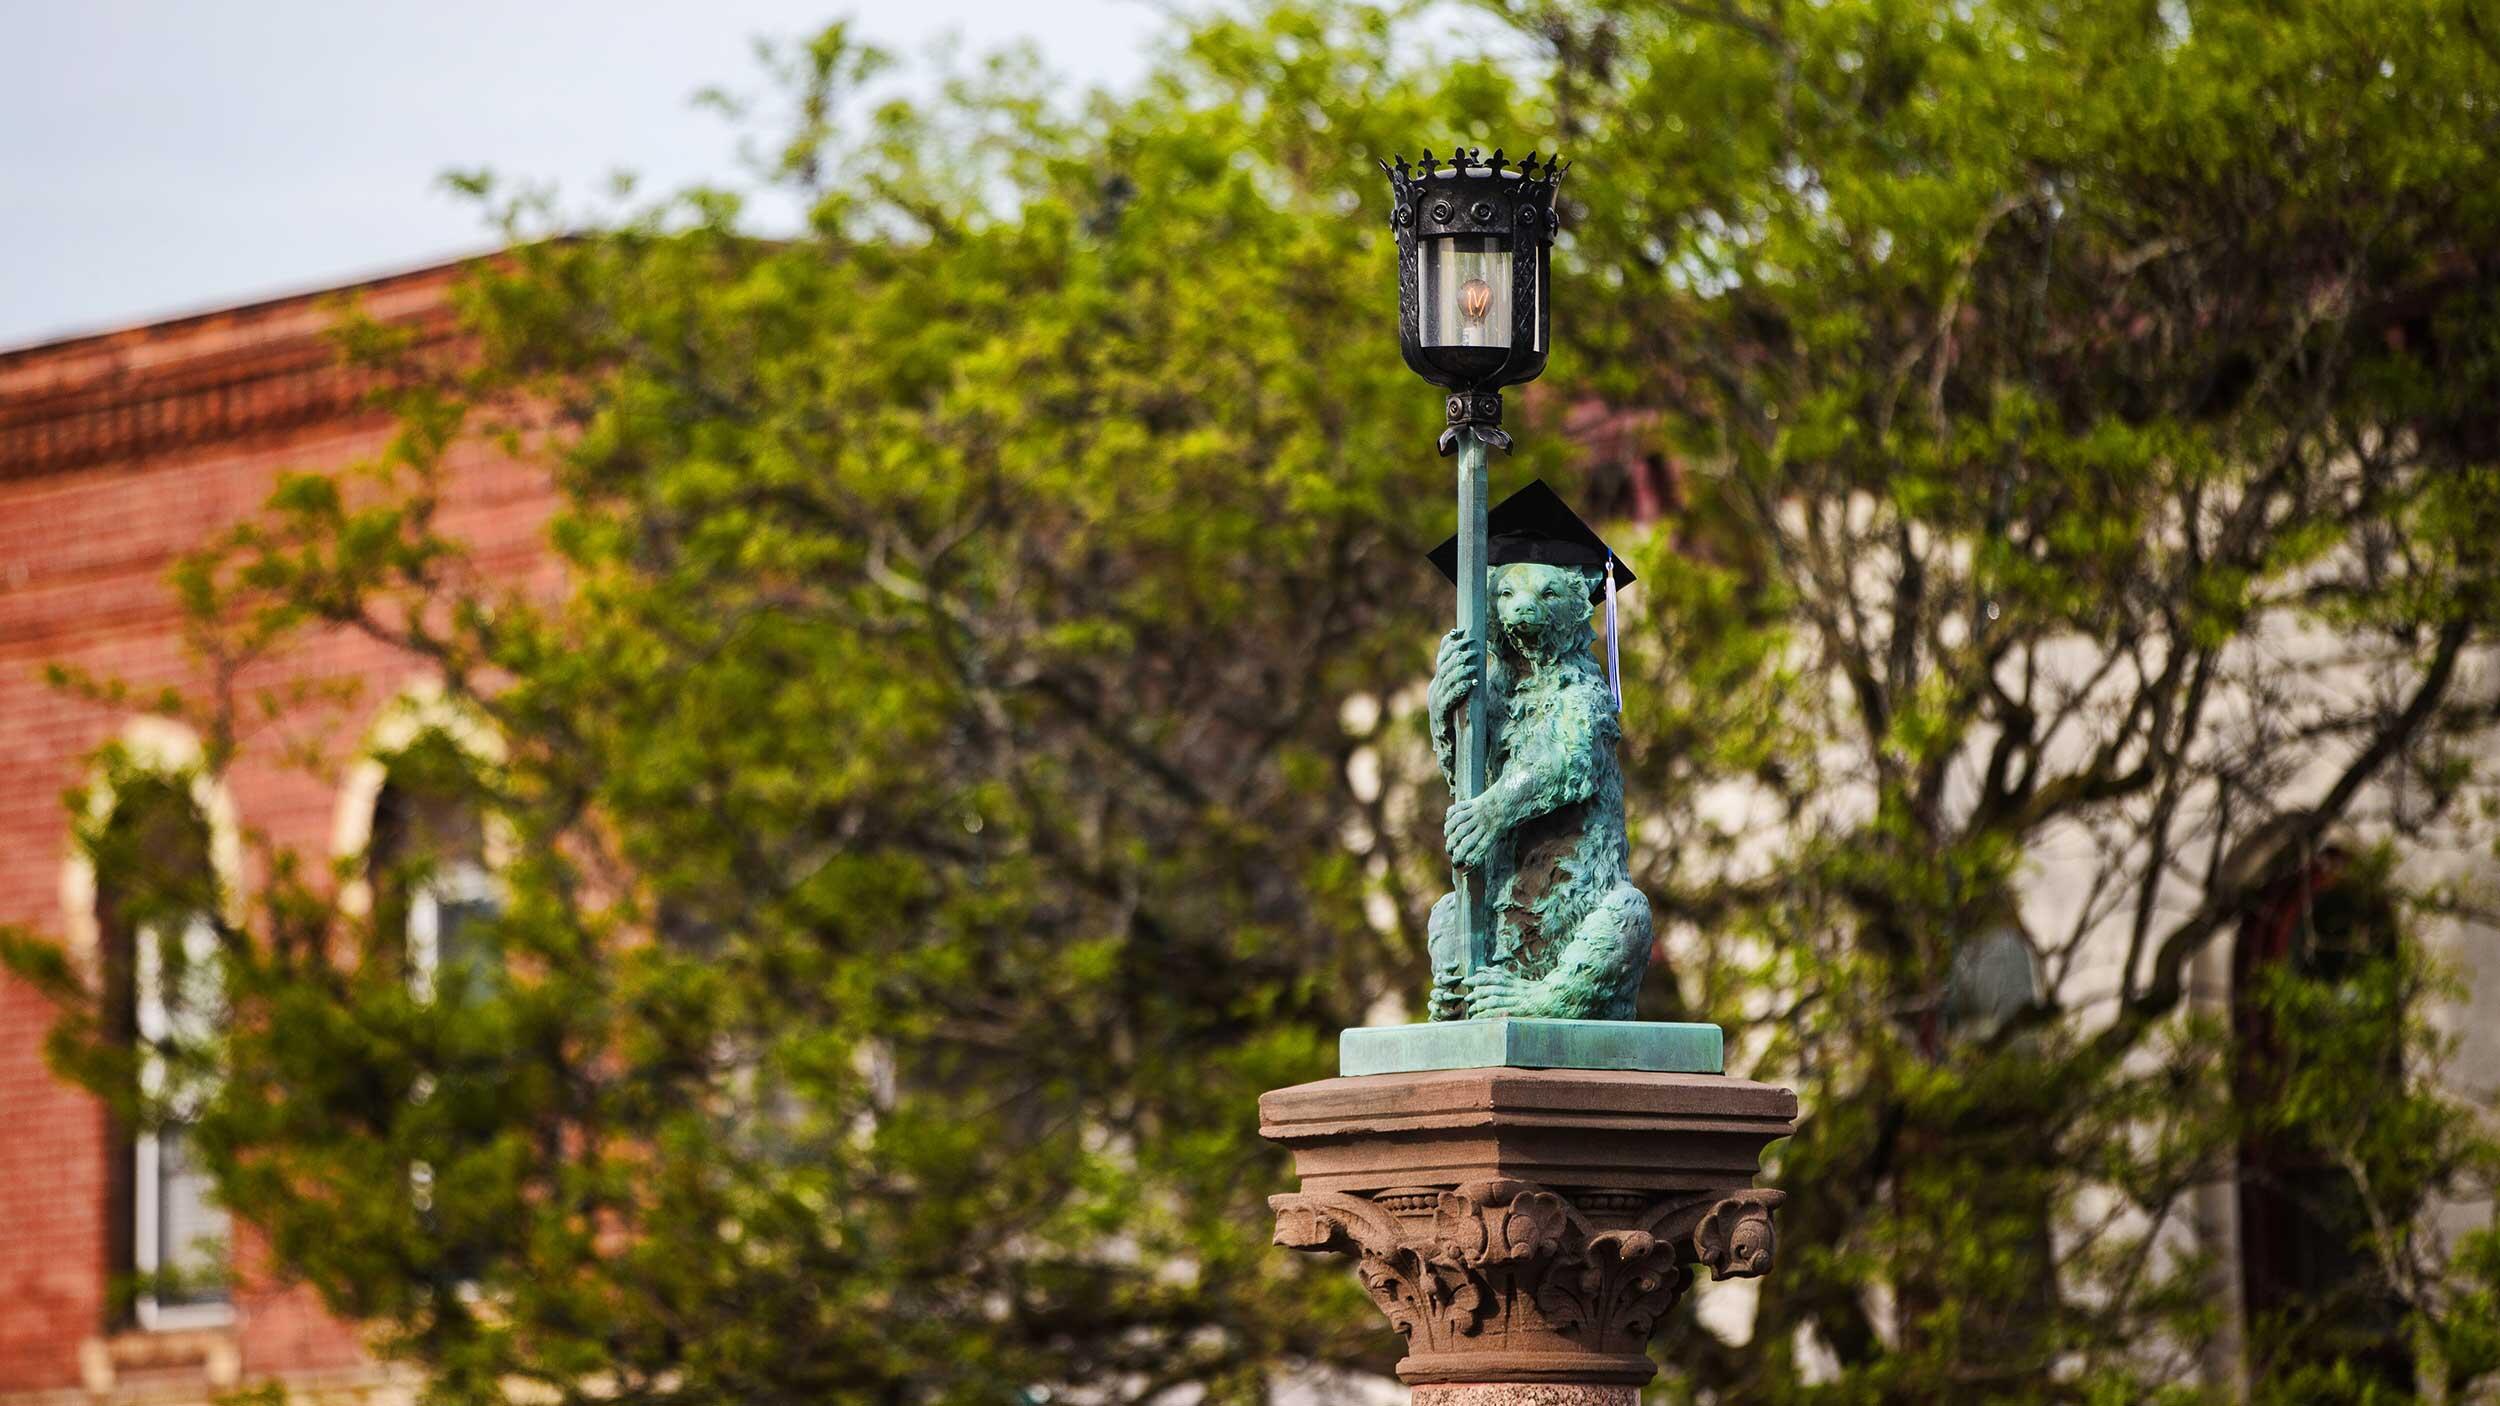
[1453,427,1493,977]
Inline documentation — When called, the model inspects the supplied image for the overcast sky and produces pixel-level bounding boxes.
[0,1,1164,349]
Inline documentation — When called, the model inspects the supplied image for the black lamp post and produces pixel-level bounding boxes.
[1383,146,1566,981]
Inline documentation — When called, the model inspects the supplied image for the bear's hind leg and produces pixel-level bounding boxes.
[1549,883,1653,1020]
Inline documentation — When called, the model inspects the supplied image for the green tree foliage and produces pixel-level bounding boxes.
[11,2,2500,1402]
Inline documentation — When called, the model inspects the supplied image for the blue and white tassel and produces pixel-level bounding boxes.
[1604,552,1621,709]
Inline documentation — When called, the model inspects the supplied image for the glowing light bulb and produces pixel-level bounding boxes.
[1460,278,1494,323]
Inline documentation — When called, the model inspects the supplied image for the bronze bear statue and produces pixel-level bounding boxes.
[1427,560,1652,1021]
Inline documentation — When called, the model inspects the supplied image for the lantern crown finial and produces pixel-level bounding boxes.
[1381,147,1569,199]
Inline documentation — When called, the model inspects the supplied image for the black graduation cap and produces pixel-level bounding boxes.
[1426,479,1635,603]
[1427,479,1635,705]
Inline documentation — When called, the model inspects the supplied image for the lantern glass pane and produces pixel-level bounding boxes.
[1419,237,1513,349]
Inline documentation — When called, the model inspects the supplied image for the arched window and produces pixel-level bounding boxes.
[92,774,230,1328]
[2232,842,2411,1388]
[368,735,499,1005]
[364,733,502,1289]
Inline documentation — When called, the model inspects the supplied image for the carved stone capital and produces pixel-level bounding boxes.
[1271,1179,1783,1385]
[1260,1067,1795,1388]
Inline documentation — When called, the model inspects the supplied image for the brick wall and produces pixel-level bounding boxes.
[0,262,555,1402]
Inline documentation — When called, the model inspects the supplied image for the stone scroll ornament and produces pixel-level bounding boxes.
[1423,480,1649,1022]
[1271,1180,1783,1385]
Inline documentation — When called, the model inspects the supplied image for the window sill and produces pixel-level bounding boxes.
[78,1323,241,1394]
[136,1300,236,1334]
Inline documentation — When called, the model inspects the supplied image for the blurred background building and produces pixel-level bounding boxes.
[0,263,549,1403]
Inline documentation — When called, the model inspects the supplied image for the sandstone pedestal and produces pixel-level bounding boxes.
[1261,1066,1794,1399]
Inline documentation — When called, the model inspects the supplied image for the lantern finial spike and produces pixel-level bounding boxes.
[1490,147,1506,174]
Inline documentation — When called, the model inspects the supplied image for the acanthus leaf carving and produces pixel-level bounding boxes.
[1271,1181,1782,1368]
[1267,1191,1434,1338]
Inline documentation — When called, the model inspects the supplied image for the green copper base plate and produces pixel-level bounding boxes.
[1339,1018,1725,1077]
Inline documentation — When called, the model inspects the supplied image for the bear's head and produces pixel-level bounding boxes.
[1493,561,1598,666]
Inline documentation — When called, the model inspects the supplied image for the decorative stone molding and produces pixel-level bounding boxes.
[0,262,469,482]
[1272,1179,1780,1385]
[1260,1066,1795,1390]
[55,716,245,966]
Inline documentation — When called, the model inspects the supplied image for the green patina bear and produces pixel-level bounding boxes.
[1427,561,1652,1021]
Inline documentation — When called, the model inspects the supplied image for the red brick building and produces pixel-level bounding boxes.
[0,262,553,1404]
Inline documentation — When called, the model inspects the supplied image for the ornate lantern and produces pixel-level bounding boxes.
[1381,147,1565,450]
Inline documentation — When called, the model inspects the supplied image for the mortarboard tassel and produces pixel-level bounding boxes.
[1605,552,1622,710]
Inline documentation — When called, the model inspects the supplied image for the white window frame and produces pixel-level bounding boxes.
[407,857,497,1005]
[403,853,497,1298]
[132,912,232,1331]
